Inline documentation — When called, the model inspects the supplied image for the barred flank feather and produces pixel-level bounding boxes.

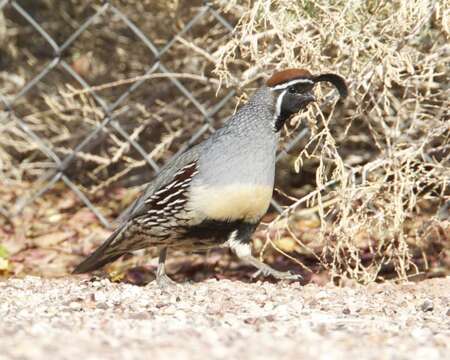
[133,161,198,228]
[72,161,199,273]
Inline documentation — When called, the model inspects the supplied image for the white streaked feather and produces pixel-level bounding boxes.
[226,230,251,257]
[271,78,314,90]
[156,188,184,205]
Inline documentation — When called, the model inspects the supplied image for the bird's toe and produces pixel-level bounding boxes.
[156,273,178,289]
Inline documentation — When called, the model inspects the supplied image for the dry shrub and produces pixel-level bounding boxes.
[0,0,233,190]
[0,0,448,281]
[215,0,449,282]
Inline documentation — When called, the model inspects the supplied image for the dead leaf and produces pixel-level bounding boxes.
[33,231,75,248]
[0,258,9,271]
[274,237,297,252]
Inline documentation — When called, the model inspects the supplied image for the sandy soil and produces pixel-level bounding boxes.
[0,276,449,360]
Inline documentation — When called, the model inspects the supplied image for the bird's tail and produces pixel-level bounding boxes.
[72,226,126,274]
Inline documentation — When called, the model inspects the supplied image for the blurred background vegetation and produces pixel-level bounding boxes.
[0,0,448,284]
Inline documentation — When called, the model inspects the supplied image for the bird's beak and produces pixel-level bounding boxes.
[303,93,316,106]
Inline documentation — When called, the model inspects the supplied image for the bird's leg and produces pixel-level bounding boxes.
[156,247,176,288]
[227,230,302,281]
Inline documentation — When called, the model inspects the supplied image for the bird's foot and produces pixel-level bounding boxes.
[251,265,302,281]
[156,272,177,289]
[230,241,302,282]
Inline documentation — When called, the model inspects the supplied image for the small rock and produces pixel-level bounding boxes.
[164,305,177,315]
[96,302,109,310]
[69,302,82,311]
[124,266,155,286]
[420,299,434,312]
[342,307,351,315]
[94,292,107,303]
[446,308,450,316]
[128,312,152,320]
[244,317,259,325]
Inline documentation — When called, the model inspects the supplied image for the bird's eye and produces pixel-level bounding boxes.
[288,87,297,94]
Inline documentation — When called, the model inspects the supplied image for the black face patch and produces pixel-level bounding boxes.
[287,82,314,94]
[274,89,315,131]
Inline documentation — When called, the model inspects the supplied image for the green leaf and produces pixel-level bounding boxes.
[0,244,9,259]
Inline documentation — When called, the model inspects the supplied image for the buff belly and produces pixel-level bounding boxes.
[130,184,273,251]
[188,184,273,223]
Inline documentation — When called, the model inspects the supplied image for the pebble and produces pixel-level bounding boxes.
[0,277,448,359]
[69,302,82,311]
[96,302,109,310]
[420,299,434,312]
[93,291,107,303]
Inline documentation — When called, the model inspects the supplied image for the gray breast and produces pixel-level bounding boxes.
[188,96,279,223]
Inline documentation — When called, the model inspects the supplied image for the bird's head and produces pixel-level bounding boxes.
[266,68,348,132]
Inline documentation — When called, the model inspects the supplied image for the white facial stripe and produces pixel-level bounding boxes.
[271,78,314,90]
[274,89,287,121]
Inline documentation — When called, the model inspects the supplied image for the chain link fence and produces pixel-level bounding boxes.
[1,0,448,281]
[0,0,314,228]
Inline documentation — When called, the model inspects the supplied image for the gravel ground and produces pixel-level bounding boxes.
[0,276,449,360]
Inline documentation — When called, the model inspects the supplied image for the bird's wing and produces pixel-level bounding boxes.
[117,144,202,224]
[122,146,201,222]
[127,159,199,224]
[72,147,201,274]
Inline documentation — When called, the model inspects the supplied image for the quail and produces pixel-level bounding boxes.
[73,68,348,285]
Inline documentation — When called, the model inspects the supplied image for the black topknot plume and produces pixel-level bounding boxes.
[313,73,348,99]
